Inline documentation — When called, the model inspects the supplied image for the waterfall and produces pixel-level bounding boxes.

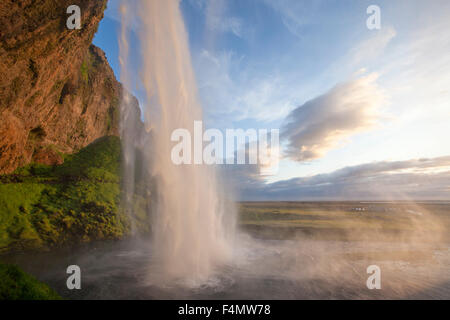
[119,0,235,284]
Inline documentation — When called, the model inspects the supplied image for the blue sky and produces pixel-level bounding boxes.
[94,0,450,200]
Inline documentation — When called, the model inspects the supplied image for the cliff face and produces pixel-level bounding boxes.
[0,0,122,174]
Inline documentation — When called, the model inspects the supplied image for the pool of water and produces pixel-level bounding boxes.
[2,234,449,299]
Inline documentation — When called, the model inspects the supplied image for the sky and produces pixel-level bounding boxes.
[93,0,450,200]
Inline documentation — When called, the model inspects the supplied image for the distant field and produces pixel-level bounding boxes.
[238,201,450,242]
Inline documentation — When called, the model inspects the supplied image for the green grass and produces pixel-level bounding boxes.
[0,263,61,300]
[238,202,447,241]
[0,136,149,253]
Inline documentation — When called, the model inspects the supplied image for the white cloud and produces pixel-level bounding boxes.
[206,14,243,38]
[349,26,396,67]
[186,0,207,10]
[188,0,244,38]
[195,50,295,125]
[282,73,386,161]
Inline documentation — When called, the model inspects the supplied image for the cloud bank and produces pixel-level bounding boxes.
[282,74,385,161]
[234,156,450,201]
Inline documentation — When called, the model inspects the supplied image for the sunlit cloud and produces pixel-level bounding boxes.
[282,73,386,161]
[236,155,450,201]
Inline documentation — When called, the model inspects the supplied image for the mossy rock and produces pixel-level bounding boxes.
[0,136,151,252]
[0,263,61,300]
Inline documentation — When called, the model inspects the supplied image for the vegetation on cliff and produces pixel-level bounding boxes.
[0,136,150,253]
[0,263,61,300]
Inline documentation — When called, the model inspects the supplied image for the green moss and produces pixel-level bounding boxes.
[106,97,120,133]
[80,60,89,84]
[0,136,150,253]
[0,183,46,250]
[56,136,121,178]
[0,264,61,300]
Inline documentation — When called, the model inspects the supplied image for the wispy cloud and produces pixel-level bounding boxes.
[206,12,243,38]
[195,50,294,125]
[348,26,396,68]
[261,0,324,38]
[188,0,244,38]
[282,73,386,162]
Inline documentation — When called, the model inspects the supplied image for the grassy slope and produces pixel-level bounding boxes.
[0,263,61,300]
[0,136,149,253]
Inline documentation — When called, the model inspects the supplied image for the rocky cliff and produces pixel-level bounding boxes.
[0,0,123,174]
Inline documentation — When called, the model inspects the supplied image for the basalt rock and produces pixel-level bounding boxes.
[0,0,130,174]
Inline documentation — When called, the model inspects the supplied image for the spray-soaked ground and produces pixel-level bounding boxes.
[2,233,450,299]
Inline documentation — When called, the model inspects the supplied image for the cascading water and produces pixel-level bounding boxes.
[119,0,235,284]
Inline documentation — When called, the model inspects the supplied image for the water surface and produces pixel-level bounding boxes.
[3,234,449,299]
